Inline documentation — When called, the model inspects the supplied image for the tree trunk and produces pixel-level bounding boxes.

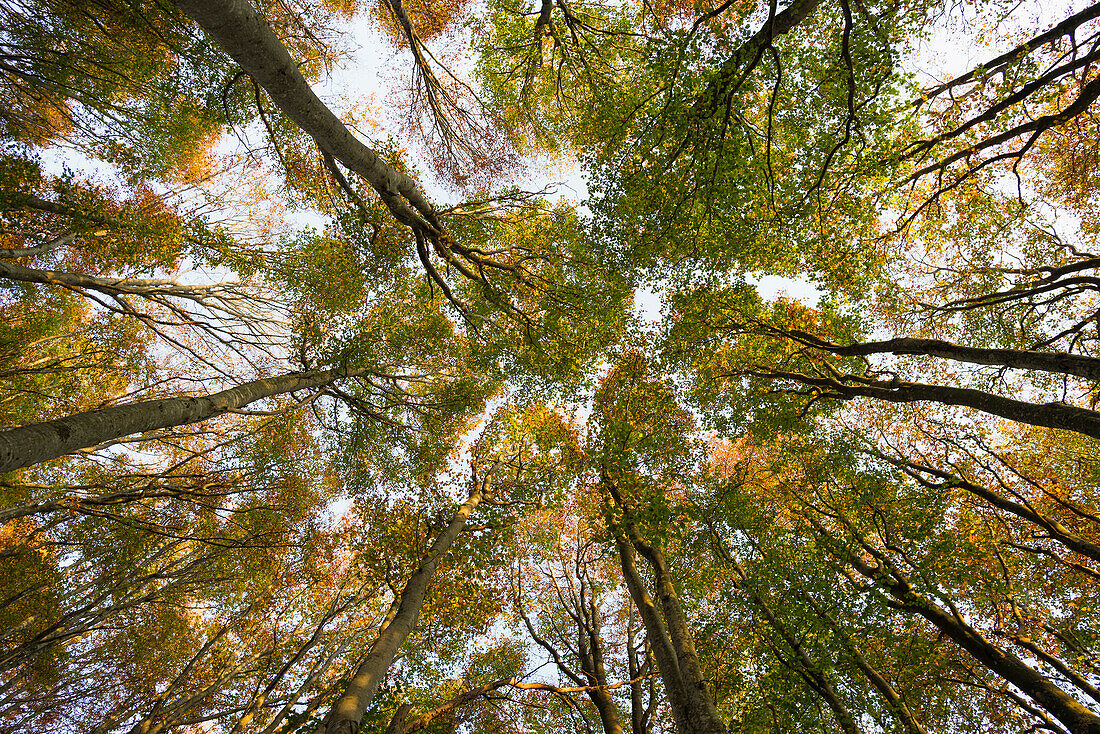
[0,259,239,299]
[825,526,1100,734]
[605,476,727,734]
[896,587,1100,734]
[614,535,697,734]
[751,368,1100,439]
[170,0,440,236]
[789,332,1100,381]
[322,477,488,734]
[632,540,727,733]
[584,627,624,734]
[0,367,353,473]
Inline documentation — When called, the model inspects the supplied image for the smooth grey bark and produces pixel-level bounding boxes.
[0,367,354,473]
[322,476,488,734]
[614,536,696,734]
[0,259,240,299]
[635,542,725,730]
[170,0,440,237]
[582,605,625,734]
[383,703,414,734]
[617,539,727,734]
[846,379,1100,439]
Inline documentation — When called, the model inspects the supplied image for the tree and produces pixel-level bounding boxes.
[6,0,1100,732]
[589,352,728,734]
[319,467,492,734]
[0,366,358,473]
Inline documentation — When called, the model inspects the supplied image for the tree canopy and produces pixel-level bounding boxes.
[3,0,1100,732]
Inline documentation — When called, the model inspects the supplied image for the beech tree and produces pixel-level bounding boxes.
[4,0,1100,732]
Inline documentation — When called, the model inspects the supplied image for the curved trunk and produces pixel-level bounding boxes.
[0,367,353,473]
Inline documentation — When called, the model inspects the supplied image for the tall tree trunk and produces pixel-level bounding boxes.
[783,332,1100,381]
[890,581,1100,734]
[322,473,490,734]
[0,367,354,473]
[614,535,696,734]
[748,368,1100,439]
[605,478,727,734]
[169,0,440,237]
[816,520,1100,734]
[634,540,726,731]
